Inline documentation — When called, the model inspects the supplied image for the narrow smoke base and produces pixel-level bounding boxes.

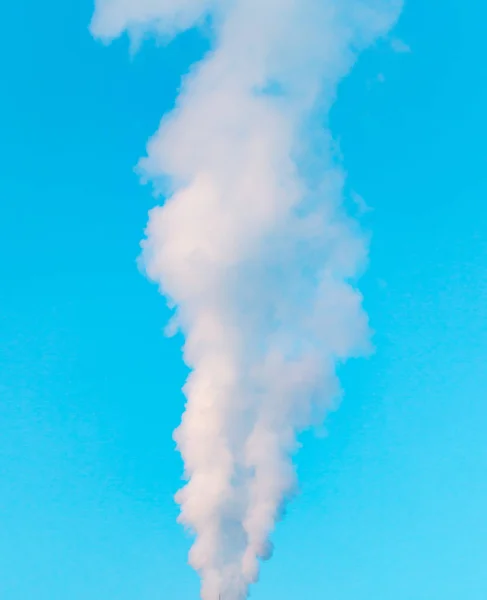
[91,1,402,598]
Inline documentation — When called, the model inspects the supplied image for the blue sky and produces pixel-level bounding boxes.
[1,1,487,599]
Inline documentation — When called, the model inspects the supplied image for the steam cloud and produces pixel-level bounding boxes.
[91,1,402,598]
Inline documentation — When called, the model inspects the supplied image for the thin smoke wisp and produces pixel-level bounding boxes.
[91,1,402,598]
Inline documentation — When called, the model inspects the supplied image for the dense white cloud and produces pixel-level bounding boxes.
[91,1,402,598]
[90,0,218,39]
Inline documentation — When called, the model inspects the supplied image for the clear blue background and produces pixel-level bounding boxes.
[1,1,486,598]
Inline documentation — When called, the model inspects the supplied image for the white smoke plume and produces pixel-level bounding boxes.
[91,1,402,598]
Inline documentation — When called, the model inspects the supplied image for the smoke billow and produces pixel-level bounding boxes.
[91,1,401,598]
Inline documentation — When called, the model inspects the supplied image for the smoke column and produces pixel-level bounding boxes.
[91,1,401,598]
